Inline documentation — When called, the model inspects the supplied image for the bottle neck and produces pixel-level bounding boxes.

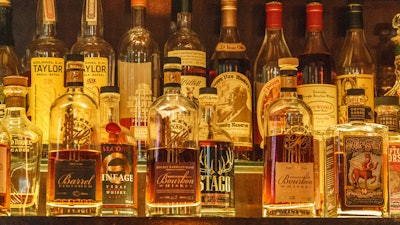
[177,12,192,30]
[131,5,146,28]
[0,5,14,46]
[219,8,241,43]
[81,0,104,38]
[4,87,27,118]
[302,2,329,53]
[163,84,181,95]
[279,72,298,98]
[199,97,218,127]
[100,93,120,125]
[36,0,57,38]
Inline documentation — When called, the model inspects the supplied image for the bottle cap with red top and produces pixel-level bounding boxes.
[306,1,323,31]
[266,1,282,29]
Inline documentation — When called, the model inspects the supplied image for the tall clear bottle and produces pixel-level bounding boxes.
[336,0,375,124]
[0,0,22,119]
[253,0,292,161]
[1,76,42,216]
[22,0,68,165]
[325,89,388,217]
[71,0,116,104]
[198,87,234,217]
[146,57,200,217]
[118,0,160,161]
[164,0,206,104]
[47,54,101,216]
[209,0,252,161]
[263,57,317,217]
[99,86,138,216]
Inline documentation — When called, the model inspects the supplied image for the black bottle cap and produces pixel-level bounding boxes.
[346,88,365,96]
[346,0,363,29]
[66,54,84,62]
[375,96,399,107]
[100,86,120,94]
[163,56,181,65]
[199,87,217,95]
[177,0,192,13]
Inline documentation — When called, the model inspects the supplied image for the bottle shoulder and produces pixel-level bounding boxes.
[198,125,232,143]
[164,29,206,53]
[2,115,43,138]
[118,27,159,53]
[100,123,136,145]
[325,121,388,136]
[25,37,69,57]
[149,93,198,113]
[266,97,313,116]
[71,37,115,56]
[50,91,98,110]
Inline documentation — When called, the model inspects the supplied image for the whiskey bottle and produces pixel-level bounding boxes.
[164,0,207,104]
[198,87,234,217]
[0,0,22,119]
[118,0,160,161]
[325,89,389,217]
[0,89,10,216]
[71,0,115,104]
[22,0,68,165]
[209,0,252,161]
[336,0,375,123]
[146,57,200,217]
[47,54,101,216]
[374,96,400,217]
[253,0,292,161]
[2,76,42,215]
[263,57,317,217]
[99,86,138,216]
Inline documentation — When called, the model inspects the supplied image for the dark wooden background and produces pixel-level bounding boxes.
[11,0,400,69]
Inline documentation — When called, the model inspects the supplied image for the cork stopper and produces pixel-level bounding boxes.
[131,0,147,7]
[65,54,84,85]
[0,0,10,6]
[3,76,28,87]
[278,57,299,68]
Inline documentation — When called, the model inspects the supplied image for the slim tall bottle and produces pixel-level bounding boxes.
[146,57,200,217]
[118,0,160,161]
[2,76,42,216]
[71,0,116,103]
[198,87,235,217]
[336,0,375,124]
[22,0,68,164]
[47,54,101,216]
[100,86,138,216]
[209,0,252,161]
[253,0,292,161]
[164,0,206,104]
[0,0,22,119]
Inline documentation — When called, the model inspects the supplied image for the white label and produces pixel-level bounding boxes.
[86,0,97,25]
[168,50,206,68]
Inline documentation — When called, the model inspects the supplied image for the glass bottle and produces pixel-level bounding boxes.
[47,54,101,216]
[253,0,292,161]
[118,0,160,161]
[263,57,317,217]
[325,88,389,217]
[146,57,200,217]
[384,13,400,97]
[336,0,376,124]
[1,76,42,216]
[209,0,252,161]
[198,87,234,217]
[22,0,68,165]
[99,86,138,216]
[0,83,10,216]
[164,0,206,104]
[374,96,400,217]
[0,0,22,119]
[71,0,116,104]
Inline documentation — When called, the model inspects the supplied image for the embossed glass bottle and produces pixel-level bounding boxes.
[263,57,317,217]
[71,0,116,103]
[2,76,42,215]
[100,86,138,216]
[0,80,10,216]
[198,87,234,217]
[146,57,200,216]
[47,54,101,216]
[325,89,389,217]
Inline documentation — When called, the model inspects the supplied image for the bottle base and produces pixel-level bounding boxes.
[101,207,138,217]
[263,203,316,217]
[201,207,235,217]
[11,207,38,216]
[46,202,101,216]
[146,203,201,217]
[332,208,388,218]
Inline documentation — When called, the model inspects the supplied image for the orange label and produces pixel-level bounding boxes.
[43,0,56,22]
[215,42,246,52]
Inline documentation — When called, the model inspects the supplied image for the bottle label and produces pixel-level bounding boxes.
[54,160,97,201]
[376,114,399,132]
[167,50,206,68]
[0,146,7,194]
[29,57,65,145]
[256,77,280,145]
[389,143,400,212]
[275,162,315,203]
[343,136,384,207]
[199,141,234,207]
[325,137,336,214]
[84,57,109,103]
[336,73,374,123]
[211,72,252,148]
[101,144,136,206]
[215,42,246,52]
[118,61,153,141]
[43,0,56,22]
[0,103,5,119]
[10,135,33,153]
[154,162,197,203]
[297,84,337,134]
[86,0,98,25]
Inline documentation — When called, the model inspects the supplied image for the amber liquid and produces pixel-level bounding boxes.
[120,118,147,160]
[0,143,10,216]
[297,53,335,85]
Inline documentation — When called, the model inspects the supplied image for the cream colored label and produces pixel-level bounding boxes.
[29,57,65,144]
[275,162,315,203]
[215,42,246,52]
[181,76,206,100]
[84,57,108,103]
[336,73,374,123]
[0,146,6,193]
[43,0,56,22]
[168,50,206,68]
[297,84,337,134]
[133,126,148,141]
[86,0,97,25]
[211,72,252,148]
